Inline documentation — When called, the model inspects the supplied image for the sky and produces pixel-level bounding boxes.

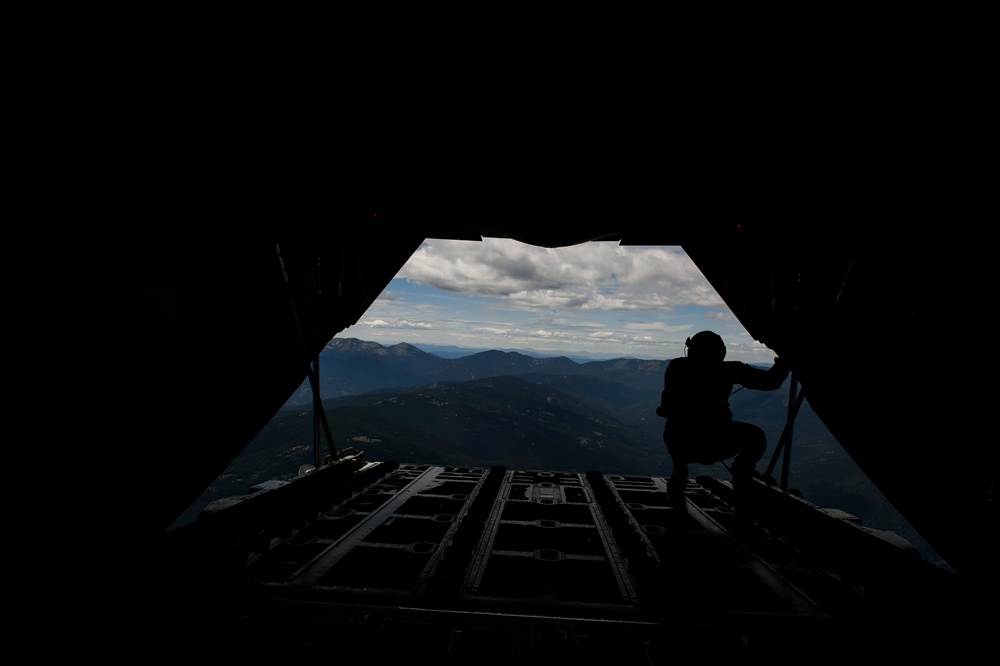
[350,239,780,364]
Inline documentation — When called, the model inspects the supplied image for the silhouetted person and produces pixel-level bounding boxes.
[656,330,789,505]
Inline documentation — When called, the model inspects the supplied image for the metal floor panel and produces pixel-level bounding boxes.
[147,460,966,659]
[227,463,842,620]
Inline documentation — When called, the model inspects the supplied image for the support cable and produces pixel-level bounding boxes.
[276,242,338,461]
[765,260,853,485]
[764,381,806,484]
[780,373,797,491]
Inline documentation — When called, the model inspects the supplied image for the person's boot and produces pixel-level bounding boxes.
[729,459,756,511]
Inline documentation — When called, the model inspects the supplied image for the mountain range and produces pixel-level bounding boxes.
[282,338,666,404]
[173,338,946,568]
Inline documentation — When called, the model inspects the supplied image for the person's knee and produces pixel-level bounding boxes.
[670,455,688,479]
[732,432,765,464]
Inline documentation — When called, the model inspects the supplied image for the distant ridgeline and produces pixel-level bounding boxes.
[285,338,671,406]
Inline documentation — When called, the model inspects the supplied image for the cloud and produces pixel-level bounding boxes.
[354,238,778,364]
[398,240,723,311]
[365,319,433,330]
[473,326,572,342]
[400,320,433,330]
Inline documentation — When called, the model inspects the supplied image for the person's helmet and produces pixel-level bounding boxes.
[686,330,726,361]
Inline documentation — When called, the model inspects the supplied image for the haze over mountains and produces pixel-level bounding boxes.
[174,338,945,568]
[284,338,668,407]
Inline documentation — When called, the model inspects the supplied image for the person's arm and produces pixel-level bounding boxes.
[731,357,789,391]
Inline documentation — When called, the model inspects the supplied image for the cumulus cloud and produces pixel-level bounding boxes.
[398,239,722,311]
[354,238,776,363]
